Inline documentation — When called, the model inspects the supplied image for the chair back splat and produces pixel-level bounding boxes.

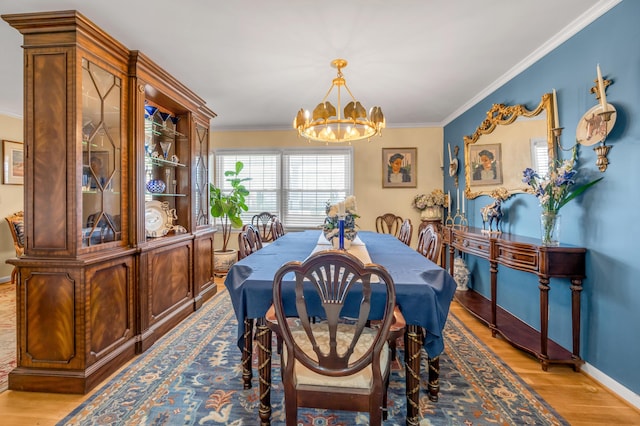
[416,223,441,263]
[271,217,286,240]
[375,213,403,236]
[251,212,277,242]
[266,250,405,425]
[398,218,412,246]
[237,224,263,260]
[4,210,24,284]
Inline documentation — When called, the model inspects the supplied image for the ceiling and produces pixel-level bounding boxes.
[0,1,616,131]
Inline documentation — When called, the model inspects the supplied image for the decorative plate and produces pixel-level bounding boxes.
[576,103,617,146]
[145,200,171,237]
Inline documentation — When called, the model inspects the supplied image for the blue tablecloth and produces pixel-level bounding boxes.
[224,230,457,356]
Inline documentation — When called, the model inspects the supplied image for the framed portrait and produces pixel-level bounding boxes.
[3,140,24,185]
[382,147,417,188]
[469,143,503,186]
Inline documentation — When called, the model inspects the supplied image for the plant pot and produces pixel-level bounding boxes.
[214,249,238,274]
[421,206,442,220]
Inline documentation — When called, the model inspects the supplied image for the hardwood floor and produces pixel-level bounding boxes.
[0,280,638,425]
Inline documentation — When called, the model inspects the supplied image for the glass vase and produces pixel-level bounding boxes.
[540,212,561,246]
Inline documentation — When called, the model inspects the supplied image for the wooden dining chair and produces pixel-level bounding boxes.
[375,213,403,236]
[397,218,412,246]
[265,250,405,425]
[416,223,442,263]
[4,211,24,284]
[237,224,263,260]
[270,217,285,240]
[251,212,277,243]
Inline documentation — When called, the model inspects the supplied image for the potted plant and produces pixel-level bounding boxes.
[210,161,250,273]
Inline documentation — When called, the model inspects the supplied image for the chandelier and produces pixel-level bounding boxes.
[293,59,385,144]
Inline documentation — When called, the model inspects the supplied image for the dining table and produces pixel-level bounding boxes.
[224,230,457,425]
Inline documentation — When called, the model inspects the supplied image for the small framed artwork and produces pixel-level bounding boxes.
[382,147,417,188]
[469,143,503,186]
[3,140,24,185]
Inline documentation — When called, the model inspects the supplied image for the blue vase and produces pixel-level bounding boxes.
[146,179,166,193]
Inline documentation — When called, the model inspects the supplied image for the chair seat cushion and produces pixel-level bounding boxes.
[283,323,389,389]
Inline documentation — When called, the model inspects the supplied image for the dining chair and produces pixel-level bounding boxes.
[251,212,277,243]
[237,224,264,260]
[375,213,403,236]
[397,218,412,246]
[265,250,406,425]
[270,217,286,240]
[4,211,24,284]
[416,223,441,263]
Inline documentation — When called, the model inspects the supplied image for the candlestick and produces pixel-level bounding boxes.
[338,201,345,216]
[448,143,452,164]
[457,189,460,210]
[439,150,443,168]
[552,88,560,128]
[447,190,451,211]
[597,64,608,112]
[462,193,465,214]
[338,218,345,250]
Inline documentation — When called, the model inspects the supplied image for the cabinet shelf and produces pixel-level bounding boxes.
[144,118,185,139]
[148,156,186,167]
[145,192,186,197]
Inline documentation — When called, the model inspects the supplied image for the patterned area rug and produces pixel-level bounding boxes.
[58,290,567,425]
[0,282,16,393]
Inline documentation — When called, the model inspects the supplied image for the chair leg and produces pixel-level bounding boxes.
[10,267,17,284]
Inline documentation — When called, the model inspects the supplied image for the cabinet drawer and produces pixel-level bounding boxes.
[496,244,538,272]
[453,234,490,259]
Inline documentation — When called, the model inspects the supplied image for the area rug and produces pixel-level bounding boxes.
[58,289,567,425]
[0,282,16,393]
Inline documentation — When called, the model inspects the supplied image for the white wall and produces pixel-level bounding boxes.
[0,114,24,281]
[212,127,444,248]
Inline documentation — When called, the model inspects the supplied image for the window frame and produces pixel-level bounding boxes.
[214,147,354,231]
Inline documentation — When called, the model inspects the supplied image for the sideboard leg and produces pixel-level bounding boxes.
[538,277,550,360]
[570,278,584,371]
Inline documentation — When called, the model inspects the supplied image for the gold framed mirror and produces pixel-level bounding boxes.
[464,93,555,199]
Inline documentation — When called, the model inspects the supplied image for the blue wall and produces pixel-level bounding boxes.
[444,1,640,396]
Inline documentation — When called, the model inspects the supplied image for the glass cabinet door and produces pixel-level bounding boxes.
[81,58,122,247]
[194,123,210,227]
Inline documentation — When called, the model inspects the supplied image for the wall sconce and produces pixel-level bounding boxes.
[552,65,616,172]
[447,143,460,187]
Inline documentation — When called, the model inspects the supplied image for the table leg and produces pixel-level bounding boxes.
[405,325,424,426]
[256,318,272,426]
[427,355,440,402]
[242,318,254,389]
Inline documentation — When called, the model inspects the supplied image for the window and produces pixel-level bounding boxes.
[530,137,549,176]
[215,148,353,229]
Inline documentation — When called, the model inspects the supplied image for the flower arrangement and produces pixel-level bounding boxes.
[523,148,602,246]
[323,195,359,242]
[522,148,603,214]
[412,189,449,211]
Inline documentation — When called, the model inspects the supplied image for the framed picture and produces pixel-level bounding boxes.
[3,140,24,185]
[382,147,417,188]
[469,143,503,186]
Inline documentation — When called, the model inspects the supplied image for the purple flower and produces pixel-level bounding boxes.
[522,168,538,184]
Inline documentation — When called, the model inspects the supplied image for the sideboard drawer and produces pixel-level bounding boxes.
[496,243,538,273]
[453,234,490,259]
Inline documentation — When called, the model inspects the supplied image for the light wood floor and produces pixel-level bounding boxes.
[0,281,638,425]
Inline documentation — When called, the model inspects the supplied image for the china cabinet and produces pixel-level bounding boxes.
[3,10,216,393]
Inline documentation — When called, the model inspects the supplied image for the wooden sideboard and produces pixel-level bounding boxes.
[442,226,586,371]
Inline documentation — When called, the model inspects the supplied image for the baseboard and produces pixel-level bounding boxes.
[0,275,10,285]
[582,362,640,409]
